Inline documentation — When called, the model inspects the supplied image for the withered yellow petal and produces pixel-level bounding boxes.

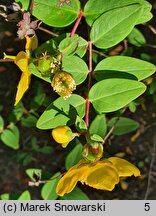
[15,51,29,72]
[56,166,85,196]
[108,157,140,177]
[87,164,119,191]
[25,34,38,51]
[14,70,30,106]
[56,160,89,197]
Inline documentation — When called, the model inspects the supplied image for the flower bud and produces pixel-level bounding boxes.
[37,58,52,77]
[51,71,76,99]
[82,143,103,162]
[52,126,78,148]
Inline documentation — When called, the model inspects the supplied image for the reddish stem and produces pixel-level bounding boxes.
[29,0,35,14]
[85,41,92,128]
[38,26,59,37]
[0,59,14,62]
[70,11,83,38]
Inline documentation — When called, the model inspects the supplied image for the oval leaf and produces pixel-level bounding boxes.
[108,117,139,135]
[0,116,4,131]
[94,56,156,81]
[33,0,80,27]
[41,172,61,200]
[89,78,146,113]
[1,125,19,149]
[0,193,19,200]
[59,35,79,56]
[84,0,152,26]
[89,114,107,139]
[90,4,142,49]
[65,143,83,170]
[29,63,51,83]
[59,35,88,57]
[127,27,146,47]
[37,94,86,129]
[62,55,88,85]
[18,191,31,200]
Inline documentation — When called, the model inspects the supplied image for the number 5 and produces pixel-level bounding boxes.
[144,203,150,211]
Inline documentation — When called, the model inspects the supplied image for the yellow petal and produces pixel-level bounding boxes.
[15,51,29,72]
[108,157,140,177]
[25,34,38,51]
[3,54,16,60]
[87,164,119,191]
[14,70,30,106]
[56,160,89,196]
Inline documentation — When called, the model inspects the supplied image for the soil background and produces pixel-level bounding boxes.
[0,0,156,200]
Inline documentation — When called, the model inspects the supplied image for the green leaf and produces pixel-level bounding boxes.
[62,55,88,85]
[30,93,46,110]
[29,63,52,83]
[0,116,4,131]
[127,27,146,47]
[60,187,89,200]
[89,114,107,139]
[75,116,87,132]
[89,78,146,113]
[35,38,59,58]
[108,117,139,135]
[59,35,88,57]
[37,94,86,129]
[8,102,24,122]
[26,168,42,181]
[84,0,152,26]
[1,124,19,149]
[18,190,31,200]
[26,168,51,181]
[94,56,156,81]
[59,35,79,56]
[41,172,61,200]
[149,81,156,95]
[75,36,88,58]
[21,114,38,128]
[128,101,138,113]
[90,134,104,142]
[38,146,54,154]
[33,0,80,27]
[0,193,19,200]
[21,153,32,166]
[90,4,142,49]
[136,0,153,24]
[65,144,83,170]
[15,0,30,10]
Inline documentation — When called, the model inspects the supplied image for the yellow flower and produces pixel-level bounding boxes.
[51,71,76,99]
[25,34,38,51]
[52,126,78,148]
[4,34,38,106]
[56,157,140,196]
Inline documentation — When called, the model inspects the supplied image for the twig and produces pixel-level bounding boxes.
[102,108,127,145]
[92,49,108,57]
[144,23,156,35]
[85,41,92,128]
[123,39,128,50]
[70,10,83,37]
[38,26,59,37]
[144,134,156,199]
[0,59,14,62]
[28,172,65,187]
